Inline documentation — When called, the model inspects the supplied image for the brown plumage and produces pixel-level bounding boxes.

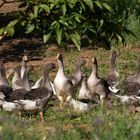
[6,63,55,102]
[68,58,86,87]
[87,57,110,105]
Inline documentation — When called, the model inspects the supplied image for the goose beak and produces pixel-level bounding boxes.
[23,55,28,61]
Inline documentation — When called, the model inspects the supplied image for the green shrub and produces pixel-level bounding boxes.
[0,0,136,50]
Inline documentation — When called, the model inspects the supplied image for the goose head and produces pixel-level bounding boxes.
[43,63,55,77]
[57,53,63,62]
[41,63,55,91]
[76,58,86,68]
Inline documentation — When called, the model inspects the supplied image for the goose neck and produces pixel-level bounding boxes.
[0,69,9,86]
[91,64,99,78]
[21,60,27,79]
[57,59,65,77]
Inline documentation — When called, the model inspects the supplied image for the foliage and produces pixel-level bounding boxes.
[0,0,139,50]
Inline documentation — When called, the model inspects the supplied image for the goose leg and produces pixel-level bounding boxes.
[40,111,44,122]
[58,96,64,108]
[18,112,22,119]
[100,95,105,106]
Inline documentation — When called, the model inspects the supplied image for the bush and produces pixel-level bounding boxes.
[0,0,138,50]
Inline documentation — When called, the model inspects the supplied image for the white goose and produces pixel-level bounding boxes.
[54,53,73,108]
[78,74,91,100]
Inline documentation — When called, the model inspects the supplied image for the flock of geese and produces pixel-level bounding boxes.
[0,51,140,121]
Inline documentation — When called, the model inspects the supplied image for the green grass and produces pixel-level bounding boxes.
[0,44,140,140]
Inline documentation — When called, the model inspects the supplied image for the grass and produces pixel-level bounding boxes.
[0,43,140,140]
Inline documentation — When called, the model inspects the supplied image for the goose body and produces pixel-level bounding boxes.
[15,95,51,113]
[87,57,110,104]
[78,75,91,100]
[0,61,12,97]
[7,66,32,91]
[0,99,22,112]
[115,95,138,104]
[54,54,73,107]
[70,99,89,111]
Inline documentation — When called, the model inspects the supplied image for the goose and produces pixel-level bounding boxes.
[0,61,12,97]
[14,95,52,122]
[87,57,110,105]
[114,95,139,105]
[54,53,74,108]
[78,74,91,100]
[6,65,32,91]
[123,57,140,95]
[70,99,89,111]
[68,58,86,87]
[107,51,119,93]
[5,63,55,121]
[6,63,55,101]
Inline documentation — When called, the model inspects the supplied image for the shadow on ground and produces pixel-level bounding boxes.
[0,38,44,62]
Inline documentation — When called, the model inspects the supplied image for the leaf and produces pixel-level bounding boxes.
[5,19,19,36]
[83,0,93,10]
[43,32,52,44]
[70,32,81,51]
[51,21,57,27]
[34,6,39,18]
[55,24,62,45]
[102,3,112,12]
[116,34,122,42]
[0,28,4,35]
[26,24,35,33]
[98,19,104,30]
[78,0,86,11]
[88,27,96,34]
[59,20,69,27]
[7,19,19,27]
[39,4,50,13]
[61,4,66,15]
[94,1,102,9]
